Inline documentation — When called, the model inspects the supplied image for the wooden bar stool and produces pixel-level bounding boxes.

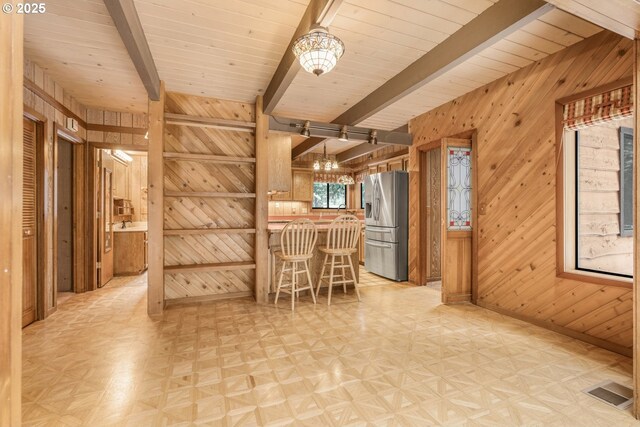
[274,219,318,311]
[315,215,361,305]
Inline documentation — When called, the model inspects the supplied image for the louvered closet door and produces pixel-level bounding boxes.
[23,118,37,327]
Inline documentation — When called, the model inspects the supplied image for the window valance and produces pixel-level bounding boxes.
[562,85,633,130]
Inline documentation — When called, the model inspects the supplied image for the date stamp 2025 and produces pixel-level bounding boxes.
[2,2,46,14]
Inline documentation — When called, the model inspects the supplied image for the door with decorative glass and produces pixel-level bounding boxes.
[421,138,473,303]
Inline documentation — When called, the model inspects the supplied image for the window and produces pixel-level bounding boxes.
[620,127,633,237]
[360,182,365,209]
[564,121,633,278]
[313,183,346,209]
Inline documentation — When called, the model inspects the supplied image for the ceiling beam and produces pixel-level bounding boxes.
[332,0,553,126]
[263,0,343,115]
[293,0,552,160]
[104,0,161,100]
[544,0,636,39]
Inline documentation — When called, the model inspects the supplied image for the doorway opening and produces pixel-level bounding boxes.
[56,136,74,304]
[94,147,148,290]
[419,137,476,303]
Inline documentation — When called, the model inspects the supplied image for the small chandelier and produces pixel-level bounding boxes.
[337,174,355,185]
[292,26,345,76]
[314,143,338,171]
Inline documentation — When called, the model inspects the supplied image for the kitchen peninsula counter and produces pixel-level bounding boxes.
[267,218,364,294]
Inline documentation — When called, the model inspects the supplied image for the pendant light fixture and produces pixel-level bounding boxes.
[337,174,355,185]
[313,143,338,171]
[292,26,345,76]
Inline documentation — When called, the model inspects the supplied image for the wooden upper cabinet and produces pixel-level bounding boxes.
[292,170,313,201]
[112,160,129,199]
[267,133,292,193]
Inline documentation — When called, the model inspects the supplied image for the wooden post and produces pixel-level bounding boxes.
[633,38,640,420]
[0,6,23,425]
[255,96,269,303]
[147,81,165,315]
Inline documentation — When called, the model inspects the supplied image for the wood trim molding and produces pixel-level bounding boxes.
[23,78,86,127]
[477,300,632,357]
[556,76,633,105]
[558,272,632,289]
[262,0,343,114]
[147,81,165,315]
[22,105,46,123]
[55,122,85,145]
[1,9,23,425]
[632,38,639,420]
[104,0,160,100]
[254,95,269,304]
[86,123,147,135]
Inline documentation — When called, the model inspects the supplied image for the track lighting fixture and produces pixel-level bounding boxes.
[300,120,311,137]
[338,125,348,142]
[368,130,378,145]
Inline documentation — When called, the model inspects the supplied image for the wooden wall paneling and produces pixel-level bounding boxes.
[408,31,635,353]
[23,58,90,308]
[0,8,23,425]
[255,96,269,304]
[148,81,165,315]
[633,37,639,421]
[86,108,148,149]
[161,91,258,303]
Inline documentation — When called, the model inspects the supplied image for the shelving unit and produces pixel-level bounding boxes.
[160,92,258,303]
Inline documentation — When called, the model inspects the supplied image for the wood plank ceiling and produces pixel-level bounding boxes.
[23,0,604,149]
[133,0,308,104]
[23,0,149,112]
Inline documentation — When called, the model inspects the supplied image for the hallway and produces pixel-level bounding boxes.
[22,275,637,426]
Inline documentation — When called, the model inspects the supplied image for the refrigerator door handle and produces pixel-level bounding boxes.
[366,241,392,249]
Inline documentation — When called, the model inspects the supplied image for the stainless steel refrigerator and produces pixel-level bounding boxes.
[364,170,408,281]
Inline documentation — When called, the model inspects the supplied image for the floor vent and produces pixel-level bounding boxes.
[583,380,633,409]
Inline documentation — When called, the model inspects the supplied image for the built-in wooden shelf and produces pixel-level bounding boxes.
[164,261,256,274]
[164,191,256,198]
[163,228,256,236]
[163,152,256,164]
[164,113,256,133]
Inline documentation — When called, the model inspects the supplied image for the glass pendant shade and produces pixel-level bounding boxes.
[332,160,338,169]
[313,159,320,170]
[324,160,332,171]
[292,27,344,76]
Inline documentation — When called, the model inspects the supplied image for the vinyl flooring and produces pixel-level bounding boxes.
[22,271,639,426]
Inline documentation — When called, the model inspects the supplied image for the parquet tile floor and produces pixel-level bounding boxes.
[22,271,639,426]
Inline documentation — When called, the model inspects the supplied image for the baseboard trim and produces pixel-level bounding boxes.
[476,301,632,358]
[164,291,253,308]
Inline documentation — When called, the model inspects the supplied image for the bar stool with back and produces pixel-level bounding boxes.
[315,214,362,305]
[274,219,318,311]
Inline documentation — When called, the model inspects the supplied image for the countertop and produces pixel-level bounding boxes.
[113,222,148,233]
[268,218,365,232]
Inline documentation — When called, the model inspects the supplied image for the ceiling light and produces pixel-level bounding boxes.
[292,26,345,76]
[313,160,320,171]
[332,159,339,169]
[338,125,348,142]
[337,174,355,185]
[112,149,132,163]
[368,130,378,145]
[300,120,311,137]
